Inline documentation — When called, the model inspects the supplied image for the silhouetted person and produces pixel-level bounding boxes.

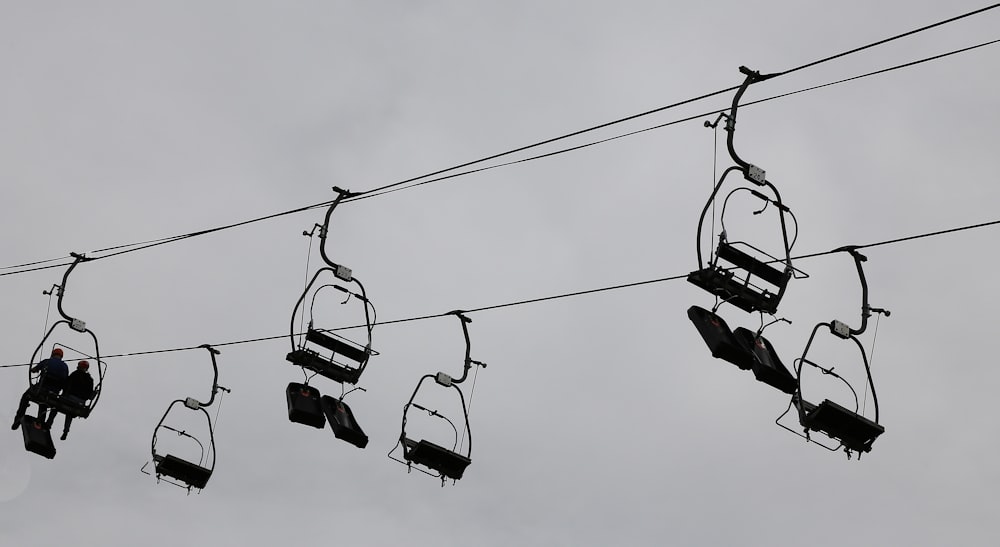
[12,348,69,430]
[47,360,95,440]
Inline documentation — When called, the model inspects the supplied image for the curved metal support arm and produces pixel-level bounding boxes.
[695,166,742,269]
[289,267,335,351]
[192,344,223,408]
[832,247,891,336]
[56,253,91,325]
[764,181,794,273]
[447,311,485,385]
[725,66,774,178]
[318,187,355,272]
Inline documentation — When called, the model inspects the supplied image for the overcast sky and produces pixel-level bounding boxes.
[2,2,999,546]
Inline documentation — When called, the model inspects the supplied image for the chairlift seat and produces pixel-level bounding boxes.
[687,241,791,315]
[687,306,753,370]
[153,453,212,489]
[687,268,780,314]
[286,383,326,429]
[796,398,884,453]
[286,350,362,385]
[305,329,369,364]
[716,241,790,288]
[28,389,91,419]
[321,396,368,449]
[402,437,471,480]
[733,328,797,394]
[20,416,56,459]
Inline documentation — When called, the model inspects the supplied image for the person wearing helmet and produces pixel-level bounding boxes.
[47,360,95,440]
[12,348,69,430]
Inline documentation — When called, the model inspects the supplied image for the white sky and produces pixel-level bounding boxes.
[2,2,999,546]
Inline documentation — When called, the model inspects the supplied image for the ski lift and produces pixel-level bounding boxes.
[782,248,890,456]
[390,311,487,484]
[286,187,377,385]
[18,254,106,458]
[143,345,229,492]
[687,305,797,394]
[688,67,801,315]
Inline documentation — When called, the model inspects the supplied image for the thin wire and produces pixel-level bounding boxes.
[862,313,882,416]
[1,24,996,276]
[2,214,1000,369]
[775,3,1000,78]
[298,234,316,347]
[458,363,481,454]
[41,289,55,339]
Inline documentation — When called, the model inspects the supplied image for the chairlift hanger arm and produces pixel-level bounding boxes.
[725,66,776,181]
[189,344,222,408]
[446,310,486,385]
[318,187,356,276]
[56,252,92,327]
[831,247,891,337]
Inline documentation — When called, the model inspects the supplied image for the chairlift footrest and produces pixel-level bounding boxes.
[321,396,368,449]
[286,382,326,429]
[21,416,56,459]
[732,328,797,394]
[687,306,753,370]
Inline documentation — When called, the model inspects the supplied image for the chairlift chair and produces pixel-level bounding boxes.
[24,254,106,429]
[391,312,485,483]
[688,67,799,315]
[787,247,890,456]
[287,188,377,385]
[147,345,227,491]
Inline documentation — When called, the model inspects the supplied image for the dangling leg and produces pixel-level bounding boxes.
[12,390,32,430]
[36,404,48,427]
[61,415,74,441]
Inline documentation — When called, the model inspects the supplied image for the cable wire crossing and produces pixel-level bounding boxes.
[2,215,999,370]
[1,6,998,277]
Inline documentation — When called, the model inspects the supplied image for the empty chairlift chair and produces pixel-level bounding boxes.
[145,345,229,492]
[786,248,891,456]
[390,312,486,484]
[688,67,800,316]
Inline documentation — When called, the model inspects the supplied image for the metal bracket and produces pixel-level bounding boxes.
[830,320,851,339]
[333,265,352,282]
[70,318,87,333]
[435,372,453,387]
[746,164,766,185]
[184,398,202,410]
